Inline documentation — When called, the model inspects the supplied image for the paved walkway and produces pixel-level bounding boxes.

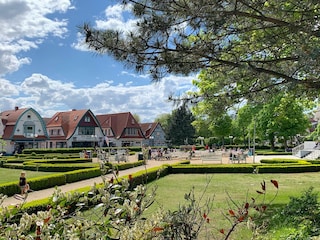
[1,152,298,208]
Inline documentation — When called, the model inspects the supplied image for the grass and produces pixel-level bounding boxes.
[144,173,320,239]
[0,168,57,184]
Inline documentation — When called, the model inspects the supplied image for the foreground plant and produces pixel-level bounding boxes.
[0,166,279,239]
[217,179,279,239]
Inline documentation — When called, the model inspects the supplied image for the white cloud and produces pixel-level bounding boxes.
[0,0,72,76]
[0,1,199,123]
[0,73,196,122]
[0,78,20,96]
[72,3,138,52]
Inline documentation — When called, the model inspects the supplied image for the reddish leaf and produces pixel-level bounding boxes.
[153,227,164,232]
[109,177,114,184]
[35,226,41,240]
[203,213,207,219]
[128,174,133,181]
[271,179,279,189]
[219,229,225,234]
[244,202,249,209]
[44,217,50,224]
[238,216,244,222]
[262,205,267,211]
[229,209,235,216]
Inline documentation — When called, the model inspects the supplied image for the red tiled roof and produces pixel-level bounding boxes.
[96,112,144,139]
[46,109,98,140]
[140,122,158,138]
[1,108,28,139]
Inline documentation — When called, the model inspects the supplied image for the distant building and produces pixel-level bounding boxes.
[0,107,48,154]
[0,106,168,152]
[46,109,104,148]
[140,122,167,147]
[96,112,145,147]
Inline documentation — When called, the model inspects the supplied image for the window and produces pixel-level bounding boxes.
[84,116,90,122]
[24,126,34,135]
[125,128,138,136]
[104,128,113,136]
[78,126,95,135]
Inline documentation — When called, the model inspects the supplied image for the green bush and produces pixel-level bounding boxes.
[169,164,255,174]
[264,187,320,239]
[256,164,320,173]
[65,167,102,183]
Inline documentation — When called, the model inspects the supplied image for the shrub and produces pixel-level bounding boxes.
[264,187,320,239]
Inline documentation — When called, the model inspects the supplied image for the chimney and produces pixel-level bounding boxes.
[15,106,19,111]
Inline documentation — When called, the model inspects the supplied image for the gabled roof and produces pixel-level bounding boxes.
[1,108,29,139]
[96,112,143,139]
[1,107,28,127]
[46,109,99,140]
[1,107,48,139]
[140,122,159,138]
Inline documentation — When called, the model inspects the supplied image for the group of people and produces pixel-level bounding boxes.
[147,147,172,160]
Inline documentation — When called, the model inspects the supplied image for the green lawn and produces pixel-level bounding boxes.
[144,173,320,239]
[0,168,58,184]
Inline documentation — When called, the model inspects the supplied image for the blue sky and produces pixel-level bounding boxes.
[0,0,196,122]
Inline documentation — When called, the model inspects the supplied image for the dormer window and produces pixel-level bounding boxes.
[84,116,90,122]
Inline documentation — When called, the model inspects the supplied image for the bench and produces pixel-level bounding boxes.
[152,152,172,160]
[201,154,222,164]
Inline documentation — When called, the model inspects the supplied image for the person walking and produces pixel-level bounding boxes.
[19,171,29,195]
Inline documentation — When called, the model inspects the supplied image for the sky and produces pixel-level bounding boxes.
[0,0,197,122]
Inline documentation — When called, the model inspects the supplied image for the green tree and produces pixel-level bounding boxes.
[81,0,320,109]
[132,113,141,123]
[256,94,310,150]
[233,104,261,146]
[191,117,213,139]
[209,114,232,146]
[154,113,171,132]
[166,105,196,145]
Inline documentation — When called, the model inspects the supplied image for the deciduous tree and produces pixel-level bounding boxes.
[255,93,310,150]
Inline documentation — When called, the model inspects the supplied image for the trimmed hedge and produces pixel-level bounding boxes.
[111,160,145,170]
[0,167,103,197]
[169,164,255,174]
[3,163,99,172]
[65,167,101,183]
[256,164,320,173]
[0,161,147,197]
[259,159,310,164]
